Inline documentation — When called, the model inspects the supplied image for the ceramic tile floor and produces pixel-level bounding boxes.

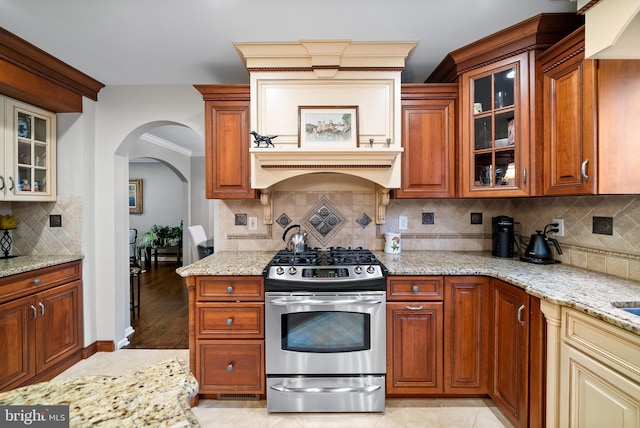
[56,350,514,427]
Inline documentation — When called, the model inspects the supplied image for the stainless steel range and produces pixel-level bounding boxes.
[263,247,387,413]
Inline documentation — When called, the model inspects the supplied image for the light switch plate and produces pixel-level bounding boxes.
[399,215,408,230]
[248,216,258,231]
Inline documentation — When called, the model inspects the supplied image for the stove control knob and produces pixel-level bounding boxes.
[366,265,375,274]
[354,266,363,274]
[288,266,297,275]
[276,266,285,275]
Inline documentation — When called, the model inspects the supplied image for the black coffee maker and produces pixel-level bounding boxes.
[492,216,514,258]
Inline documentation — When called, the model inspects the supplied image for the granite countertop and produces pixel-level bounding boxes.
[0,357,199,427]
[177,250,640,336]
[0,255,83,278]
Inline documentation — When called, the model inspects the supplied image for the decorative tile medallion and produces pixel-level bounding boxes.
[301,197,346,246]
[234,213,247,226]
[356,213,372,229]
[276,213,292,229]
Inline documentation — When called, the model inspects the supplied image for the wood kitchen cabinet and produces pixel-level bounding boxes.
[490,279,545,428]
[540,26,597,196]
[1,95,57,201]
[427,14,583,198]
[194,85,257,199]
[0,261,83,392]
[396,84,456,198]
[444,276,490,394]
[188,276,264,397]
[386,276,444,394]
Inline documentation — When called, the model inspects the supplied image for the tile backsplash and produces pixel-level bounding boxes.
[217,191,640,282]
[5,195,83,256]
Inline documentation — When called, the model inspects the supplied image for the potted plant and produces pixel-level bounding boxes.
[139,222,183,249]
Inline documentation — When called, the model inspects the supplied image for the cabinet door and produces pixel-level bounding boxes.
[560,343,640,428]
[386,302,443,394]
[460,54,532,197]
[396,84,456,198]
[35,280,83,372]
[444,277,490,394]
[4,98,56,201]
[491,279,529,428]
[542,29,596,195]
[203,88,256,199]
[0,296,36,391]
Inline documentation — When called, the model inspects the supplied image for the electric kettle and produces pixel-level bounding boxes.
[520,223,563,265]
[282,224,308,253]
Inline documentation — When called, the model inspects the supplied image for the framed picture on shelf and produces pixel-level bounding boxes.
[298,106,359,148]
[129,178,143,214]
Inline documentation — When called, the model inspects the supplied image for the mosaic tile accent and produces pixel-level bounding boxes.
[356,213,372,229]
[234,213,247,226]
[276,213,292,228]
[301,196,346,246]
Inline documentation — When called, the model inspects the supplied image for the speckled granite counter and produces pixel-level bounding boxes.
[0,358,199,427]
[0,255,83,278]
[177,250,640,336]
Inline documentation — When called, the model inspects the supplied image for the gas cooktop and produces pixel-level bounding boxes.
[263,247,388,292]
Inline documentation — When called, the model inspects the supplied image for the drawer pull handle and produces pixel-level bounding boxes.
[226,285,234,293]
[8,177,14,191]
[406,305,423,311]
[0,176,4,191]
[30,305,37,319]
[39,302,45,316]
[227,363,234,372]
[33,278,41,285]
[226,318,233,326]
[517,304,526,326]
[412,285,419,293]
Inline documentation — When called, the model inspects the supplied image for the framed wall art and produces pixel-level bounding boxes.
[298,106,359,148]
[129,178,143,214]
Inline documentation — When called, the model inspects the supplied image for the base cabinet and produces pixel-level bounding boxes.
[189,276,264,396]
[0,261,83,392]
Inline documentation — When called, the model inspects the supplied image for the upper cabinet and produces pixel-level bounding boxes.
[1,96,56,201]
[541,26,640,195]
[427,13,584,198]
[396,84,456,198]
[194,85,257,200]
[540,26,597,196]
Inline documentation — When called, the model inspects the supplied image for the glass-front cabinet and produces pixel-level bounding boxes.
[461,54,532,197]
[1,96,56,201]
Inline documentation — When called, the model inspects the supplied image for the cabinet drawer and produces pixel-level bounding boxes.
[196,276,263,301]
[196,303,264,338]
[0,261,82,304]
[196,340,264,394]
[387,276,444,301]
[562,308,640,383]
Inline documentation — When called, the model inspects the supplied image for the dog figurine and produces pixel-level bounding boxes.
[251,131,277,148]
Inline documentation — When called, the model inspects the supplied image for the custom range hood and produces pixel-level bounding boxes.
[578,0,640,59]
[234,40,417,223]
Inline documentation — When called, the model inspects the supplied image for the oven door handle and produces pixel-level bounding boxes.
[270,384,381,394]
[269,298,382,306]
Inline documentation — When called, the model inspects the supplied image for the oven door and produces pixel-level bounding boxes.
[265,291,386,375]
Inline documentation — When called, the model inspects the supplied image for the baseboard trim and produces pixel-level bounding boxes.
[82,340,115,358]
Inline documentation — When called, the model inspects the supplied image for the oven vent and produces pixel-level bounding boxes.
[216,393,261,400]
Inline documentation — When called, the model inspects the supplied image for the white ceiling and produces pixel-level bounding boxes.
[0,0,578,154]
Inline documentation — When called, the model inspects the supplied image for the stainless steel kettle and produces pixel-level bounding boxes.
[282,224,308,253]
[520,224,563,264]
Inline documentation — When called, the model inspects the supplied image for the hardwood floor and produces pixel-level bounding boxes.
[125,262,189,349]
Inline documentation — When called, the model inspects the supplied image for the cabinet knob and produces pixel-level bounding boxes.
[33,278,41,285]
[226,318,233,326]
[412,285,419,293]
[226,285,234,293]
[227,363,234,372]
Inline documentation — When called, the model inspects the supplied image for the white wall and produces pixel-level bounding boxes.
[86,85,205,348]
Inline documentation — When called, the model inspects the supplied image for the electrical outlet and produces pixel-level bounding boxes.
[552,218,564,237]
[593,216,613,235]
[399,215,408,230]
[248,216,258,231]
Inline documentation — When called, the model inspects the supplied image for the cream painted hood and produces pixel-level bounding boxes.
[579,0,640,59]
[234,40,417,191]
